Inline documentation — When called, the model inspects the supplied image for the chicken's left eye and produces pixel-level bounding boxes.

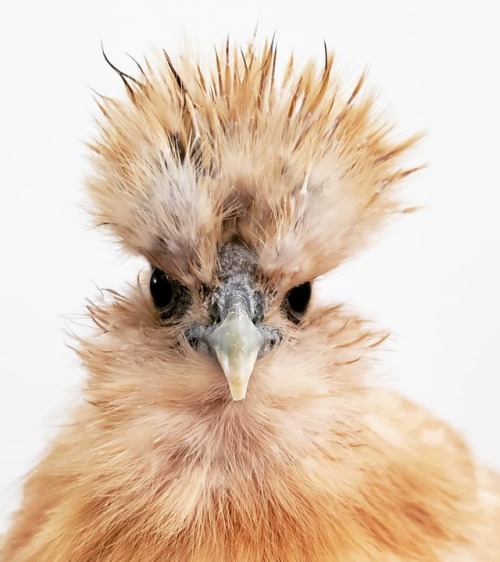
[284,281,312,322]
[150,268,174,311]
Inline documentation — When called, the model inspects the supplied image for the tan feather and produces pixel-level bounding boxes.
[2,38,499,562]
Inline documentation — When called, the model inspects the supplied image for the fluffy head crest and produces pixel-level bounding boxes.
[89,39,419,288]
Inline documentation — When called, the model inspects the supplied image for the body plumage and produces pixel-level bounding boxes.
[2,39,499,561]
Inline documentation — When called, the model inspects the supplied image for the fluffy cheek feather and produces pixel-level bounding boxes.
[8,311,463,561]
[81,309,373,454]
[4,41,500,562]
[3,309,495,562]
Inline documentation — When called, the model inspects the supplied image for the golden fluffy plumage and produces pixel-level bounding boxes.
[2,39,499,561]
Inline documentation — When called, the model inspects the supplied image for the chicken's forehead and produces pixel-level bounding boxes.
[217,242,257,281]
[211,242,265,320]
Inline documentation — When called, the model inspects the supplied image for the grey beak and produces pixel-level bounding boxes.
[207,295,264,401]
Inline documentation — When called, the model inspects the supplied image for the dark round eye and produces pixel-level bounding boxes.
[285,281,312,321]
[150,268,174,311]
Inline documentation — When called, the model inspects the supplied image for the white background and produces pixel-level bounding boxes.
[1,0,499,532]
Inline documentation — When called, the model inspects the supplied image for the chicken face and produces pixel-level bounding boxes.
[182,242,283,400]
[146,239,286,400]
[9,40,498,562]
[83,40,417,414]
[146,238,315,401]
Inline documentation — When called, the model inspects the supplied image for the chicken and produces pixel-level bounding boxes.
[2,38,499,562]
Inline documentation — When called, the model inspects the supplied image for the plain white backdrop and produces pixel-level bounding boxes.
[1,0,499,531]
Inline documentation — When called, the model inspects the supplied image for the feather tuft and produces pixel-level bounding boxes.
[88,39,419,288]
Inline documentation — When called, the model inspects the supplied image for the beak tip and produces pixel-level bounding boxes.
[207,303,264,401]
[227,379,250,401]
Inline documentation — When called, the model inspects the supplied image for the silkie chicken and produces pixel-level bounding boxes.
[2,39,500,562]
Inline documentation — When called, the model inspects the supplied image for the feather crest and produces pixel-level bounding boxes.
[89,39,420,287]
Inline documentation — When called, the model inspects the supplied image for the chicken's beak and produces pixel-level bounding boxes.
[207,296,264,401]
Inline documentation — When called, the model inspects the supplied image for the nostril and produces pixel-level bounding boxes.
[185,324,211,353]
[195,339,211,356]
[186,320,281,359]
[186,333,213,357]
[268,333,280,348]
[259,326,282,354]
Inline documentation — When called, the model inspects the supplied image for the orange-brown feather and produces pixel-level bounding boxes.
[2,39,499,562]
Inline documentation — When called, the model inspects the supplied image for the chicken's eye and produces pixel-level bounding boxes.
[285,281,312,322]
[150,268,175,312]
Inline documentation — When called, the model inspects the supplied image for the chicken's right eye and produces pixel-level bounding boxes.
[150,268,174,311]
[284,281,312,323]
